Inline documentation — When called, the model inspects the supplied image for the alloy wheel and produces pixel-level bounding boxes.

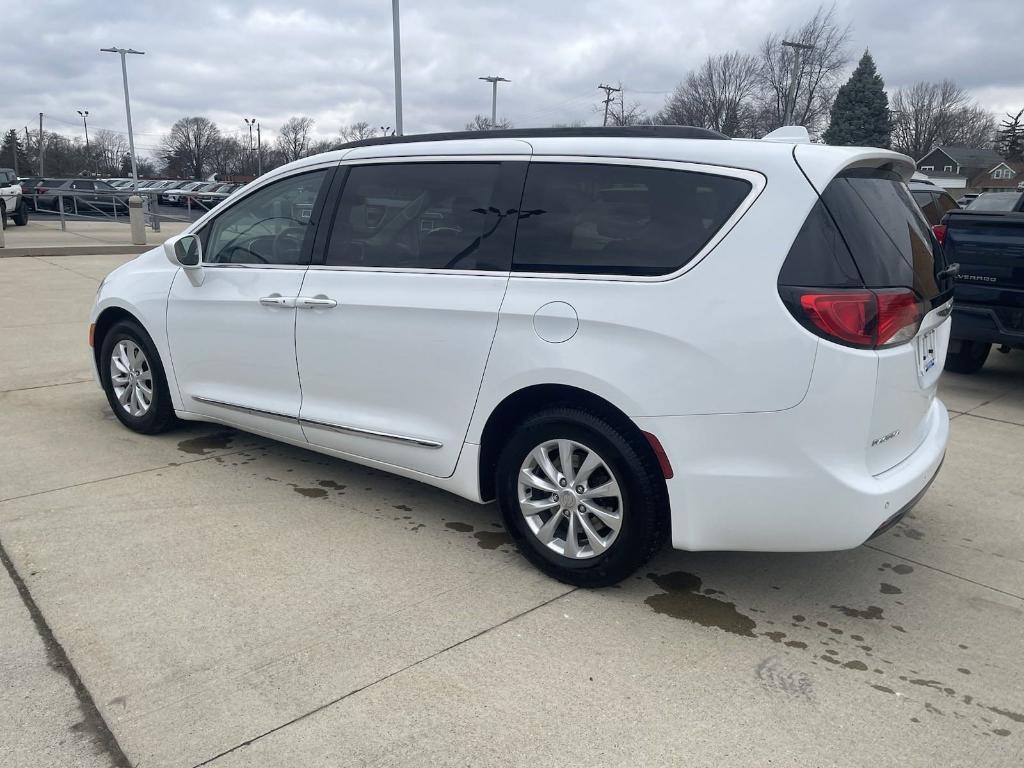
[517,439,624,559]
[109,339,153,417]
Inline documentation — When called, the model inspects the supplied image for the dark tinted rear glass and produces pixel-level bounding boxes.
[820,168,946,301]
[512,163,751,276]
[777,199,862,287]
[912,190,940,225]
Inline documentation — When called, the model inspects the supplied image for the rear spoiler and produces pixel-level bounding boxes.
[793,144,917,193]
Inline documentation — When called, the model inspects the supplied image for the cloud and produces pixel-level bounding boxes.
[3,0,1022,158]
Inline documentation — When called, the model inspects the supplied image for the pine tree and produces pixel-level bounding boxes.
[996,109,1023,162]
[1,129,32,175]
[823,50,892,148]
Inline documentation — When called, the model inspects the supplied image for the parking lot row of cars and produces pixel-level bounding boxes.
[11,176,243,215]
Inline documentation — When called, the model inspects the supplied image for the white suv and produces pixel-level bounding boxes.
[89,127,953,586]
[0,168,28,228]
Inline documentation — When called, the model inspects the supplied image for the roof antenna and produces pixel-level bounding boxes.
[762,126,811,144]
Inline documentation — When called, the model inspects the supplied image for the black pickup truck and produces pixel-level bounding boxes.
[940,191,1024,373]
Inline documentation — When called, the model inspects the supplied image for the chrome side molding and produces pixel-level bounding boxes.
[191,395,298,423]
[299,417,442,449]
[191,395,442,449]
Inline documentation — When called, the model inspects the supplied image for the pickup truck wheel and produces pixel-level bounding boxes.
[12,200,28,226]
[945,340,991,374]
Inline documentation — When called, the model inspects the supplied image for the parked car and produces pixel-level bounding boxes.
[36,178,130,213]
[966,191,1024,212]
[940,190,1024,372]
[163,181,218,206]
[956,193,980,207]
[89,126,952,586]
[0,168,28,227]
[909,180,959,244]
[193,182,240,207]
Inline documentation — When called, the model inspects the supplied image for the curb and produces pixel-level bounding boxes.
[0,244,153,258]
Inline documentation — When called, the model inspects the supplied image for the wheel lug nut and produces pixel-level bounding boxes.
[551,494,558,501]
[576,485,584,493]
[578,504,585,513]
[559,478,567,487]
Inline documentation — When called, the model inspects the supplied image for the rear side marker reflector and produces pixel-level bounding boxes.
[931,224,947,245]
[88,323,95,348]
[783,287,924,349]
[642,431,674,479]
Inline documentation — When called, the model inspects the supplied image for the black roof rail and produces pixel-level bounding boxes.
[339,125,729,150]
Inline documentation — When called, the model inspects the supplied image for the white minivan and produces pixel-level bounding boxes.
[90,126,953,586]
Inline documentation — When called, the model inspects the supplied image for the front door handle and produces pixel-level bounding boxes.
[259,294,296,308]
[295,296,337,309]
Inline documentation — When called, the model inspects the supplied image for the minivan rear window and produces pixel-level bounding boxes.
[781,168,948,302]
[511,163,751,276]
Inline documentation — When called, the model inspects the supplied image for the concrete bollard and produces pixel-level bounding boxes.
[128,195,146,246]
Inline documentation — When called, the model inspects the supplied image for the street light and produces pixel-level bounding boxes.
[77,110,91,173]
[478,76,510,129]
[243,117,255,177]
[781,40,815,126]
[100,47,145,191]
[242,118,263,178]
[391,0,403,135]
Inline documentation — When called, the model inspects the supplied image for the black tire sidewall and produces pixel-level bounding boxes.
[496,408,666,586]
[99,321,175,434]
[945,340,990,374]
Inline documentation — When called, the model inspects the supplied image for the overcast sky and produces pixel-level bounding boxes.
[4,0,1023,155]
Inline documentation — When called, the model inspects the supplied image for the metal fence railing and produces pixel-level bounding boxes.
[19,189,221,232]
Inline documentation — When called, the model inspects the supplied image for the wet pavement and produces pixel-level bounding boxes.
[1,254,1023,767]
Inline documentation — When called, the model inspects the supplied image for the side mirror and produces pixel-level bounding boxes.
[167,233,202,268]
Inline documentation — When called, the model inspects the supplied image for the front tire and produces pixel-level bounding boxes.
[99,320,178,434]
[496,406,669,587]
[945,339,990,374]
[13,200,29,226]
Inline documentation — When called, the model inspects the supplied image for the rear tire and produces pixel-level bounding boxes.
[1,201,6,230]
[496,406,669,587]
[99,320,179,434]
[945,339,990,374]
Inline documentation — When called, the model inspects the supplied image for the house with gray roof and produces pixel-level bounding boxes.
[915,146,1004,193]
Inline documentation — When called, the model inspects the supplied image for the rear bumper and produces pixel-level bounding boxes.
[952,305,1024,347]
[636,398,949,552]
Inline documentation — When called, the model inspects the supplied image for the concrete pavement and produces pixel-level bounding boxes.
[1,254,1022,767]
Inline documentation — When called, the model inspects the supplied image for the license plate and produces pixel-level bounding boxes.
[918,329,937,376]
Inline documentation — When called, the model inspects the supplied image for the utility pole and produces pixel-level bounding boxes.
[391,0,403,135]
[478,76,510,128]
[781,40,815,126]
[101,47,145,191]
[77,110,91,173]
[38,113,44,176]
[598,84,621,127]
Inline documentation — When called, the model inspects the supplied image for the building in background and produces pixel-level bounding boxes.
[915,145,1003,195]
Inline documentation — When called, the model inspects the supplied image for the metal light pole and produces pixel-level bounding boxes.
[255,121,262,176]
[38,113,44,176]
[478,76,510,128]
[781,40,815,126]
[243,118,255,177]
[101,47,145,191]
[77,110,91,173]
[391,0,403,135]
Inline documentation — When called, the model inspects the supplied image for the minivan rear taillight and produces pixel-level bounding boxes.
[782,287,924,349]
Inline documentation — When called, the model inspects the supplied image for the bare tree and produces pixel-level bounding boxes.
[465,114,513,131]
[340,121,378,143]
[92,129,128,175]
[656,52,761,136]
[276,116,315,162]
[756,4,852,134]
[307,138,339,156]
[160,117,221,179]
[606,92,650,127]
[890,80,995,159]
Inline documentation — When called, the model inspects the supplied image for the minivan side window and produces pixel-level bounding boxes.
[325,162,520,271]
[205,169,328,265]
[512,163,752,276]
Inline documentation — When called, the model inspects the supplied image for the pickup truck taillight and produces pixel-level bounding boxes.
[931,224,947,245]
[781,287,924,349]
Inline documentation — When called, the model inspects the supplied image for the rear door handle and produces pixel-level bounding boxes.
[295,296,337,309]
[259,294,297,308]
